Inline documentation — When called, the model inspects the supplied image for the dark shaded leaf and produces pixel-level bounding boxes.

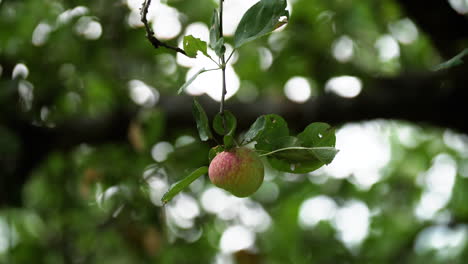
[213,110,237,136]
[255,114,289,152]
[209,9,220,49]
[262,146,338,173]
[297,122,336,147]
[213,37,225,58]
[223,135,235,149]
[241,116,266,144]
[192,99,213,141]
[209,10,225,57]
[268,157,324,174]
[253,117,338,174]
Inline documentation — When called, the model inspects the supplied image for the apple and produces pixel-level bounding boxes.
[209,147,264,197]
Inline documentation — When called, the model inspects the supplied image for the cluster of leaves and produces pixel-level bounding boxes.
[162,100,338,203]
[179,0,290,93]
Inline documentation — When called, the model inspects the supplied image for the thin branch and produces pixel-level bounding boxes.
[140,0,187,56]
[225,49,236,64]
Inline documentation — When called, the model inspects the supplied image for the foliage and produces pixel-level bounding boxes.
[0,0,467,263]
[162,0,337,202]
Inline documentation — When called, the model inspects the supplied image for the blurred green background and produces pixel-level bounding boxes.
[1,0,468,263]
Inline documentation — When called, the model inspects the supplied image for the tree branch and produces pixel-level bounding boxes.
[140,0,187,56]
[0,108,136,207]
[2,65,467,207]
[159,67,468,134]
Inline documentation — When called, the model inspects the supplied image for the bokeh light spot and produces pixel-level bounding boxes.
[375,35,400,62]
[32,23,52,46]
[220,225,255,253]
[389,18,419,44]
[57,6,89,25]
[284,76,313,103]
[299,195,337,229]
[75,17,102,40]
[12,63,29,79]
[332,35,354,62]
[151,141,174,162]
[325,76,362,98]
[128,80,160,107]
[415,154,456,220]
[317,122,391,190]
[449,0,468,14]
[415,225,468,258]
[258,47,273,70]
[333,200,370,250]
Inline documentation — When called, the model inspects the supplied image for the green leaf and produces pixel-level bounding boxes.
[297,122,336,147]
[192,99,213,141]
[254,114,289,152]
[241,116,266,144]
[223,135,234,149]
[311,147,339,164]
[262,146,338,164]
[432,48,468,71]
[268,147,335,173]
[209,9,225,57]
[268,157,324,174]
[161,166,208,204]
[209,145,225,162]
[178,68,206,94]
[213,37,225,58]
[213,110,237,136]
[250,114,338,174]
[209,9,220,48]
[183,35,211,58]
[234,0,289,48]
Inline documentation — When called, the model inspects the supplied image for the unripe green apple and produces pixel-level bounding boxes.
[208,147,264,197]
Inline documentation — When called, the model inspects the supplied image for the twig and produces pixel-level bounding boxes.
[225,49,236,64]
[140,0,187,56]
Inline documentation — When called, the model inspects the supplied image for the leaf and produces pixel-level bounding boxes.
[249,114,338,174]
[178,68,206,94]
[209,9,220,48]
[297,122,336,147]
[267,146,338,163]
[432,49,468,71]
[161,166,208,204]
[183,35,211,58]
[209,145,225,162]
[213,110,237,136]
[254,114,289,152]
[213,37,225,58]
[234,0,289,48]
[223,135,234,149]
[311,147,339,164]
[268,157,324,174]
[209,9,225,57]
[192,99,213,141]
[260,146,338,173]
[241,116,266,144]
